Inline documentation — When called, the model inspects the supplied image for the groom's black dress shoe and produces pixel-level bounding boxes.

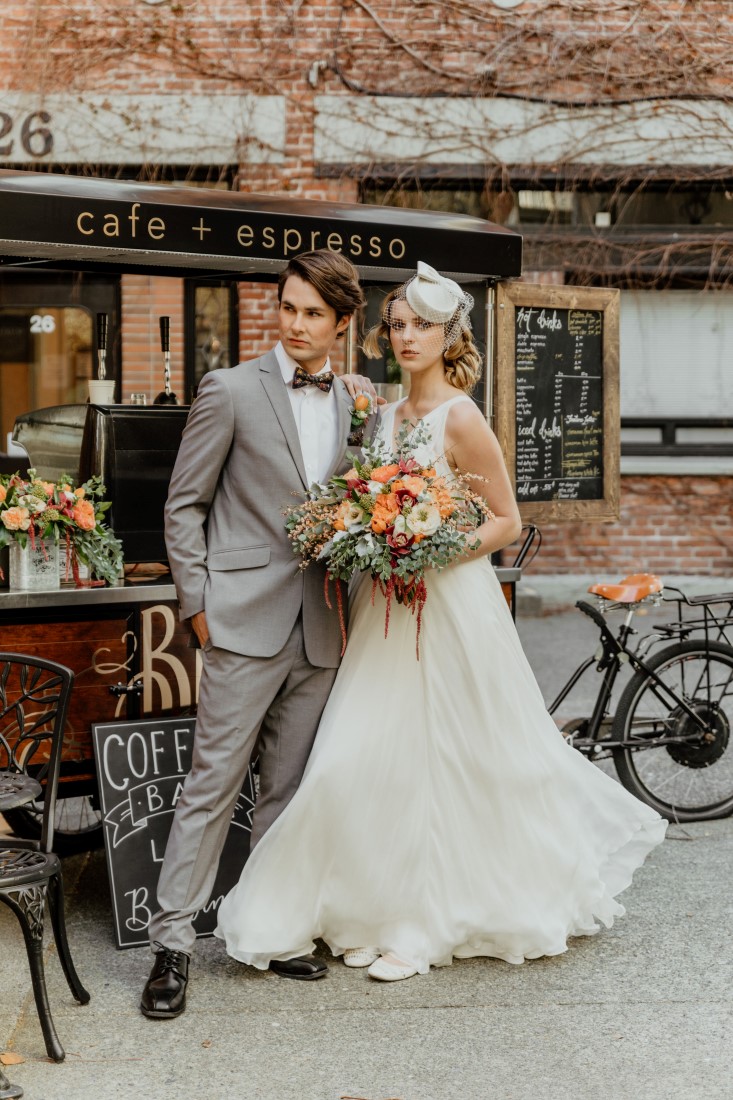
[269,955,327,980]
[140,942,190,1018]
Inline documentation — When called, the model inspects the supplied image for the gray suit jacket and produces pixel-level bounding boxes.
[164,349,376,668]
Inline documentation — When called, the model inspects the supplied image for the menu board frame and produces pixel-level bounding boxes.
[494,281,620,522]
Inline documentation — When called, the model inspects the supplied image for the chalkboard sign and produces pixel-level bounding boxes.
[495,283,620,522]
[92,717,256,949]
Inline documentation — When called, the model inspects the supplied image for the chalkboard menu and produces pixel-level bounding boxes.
[93,717,256,949]
[495,284,620,522]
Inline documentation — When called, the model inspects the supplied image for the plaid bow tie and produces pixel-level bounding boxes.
[292,364,334,393]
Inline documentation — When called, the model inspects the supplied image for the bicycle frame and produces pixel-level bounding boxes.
[548,598,719,754]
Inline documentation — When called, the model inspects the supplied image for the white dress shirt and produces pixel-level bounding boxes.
[275,341,341,486]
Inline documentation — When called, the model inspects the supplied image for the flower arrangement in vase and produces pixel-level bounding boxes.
[0,469,123,589]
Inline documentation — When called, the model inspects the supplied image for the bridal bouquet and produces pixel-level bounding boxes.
[285,421,494,656]
[0,469,123,585]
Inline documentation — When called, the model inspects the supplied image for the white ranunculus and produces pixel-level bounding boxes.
[406,501,441,536]
[342,502,367,530]
[19,495,46,515]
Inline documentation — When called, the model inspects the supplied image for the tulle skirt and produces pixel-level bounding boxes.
[215,558,666,972]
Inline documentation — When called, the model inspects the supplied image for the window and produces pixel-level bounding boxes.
[362,180,733,230]
[0,307,93,448]
[184,281,239,400]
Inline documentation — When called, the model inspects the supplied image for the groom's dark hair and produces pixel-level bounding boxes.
[278,249,366,326]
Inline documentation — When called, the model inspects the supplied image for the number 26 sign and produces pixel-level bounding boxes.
[30,314,56,334]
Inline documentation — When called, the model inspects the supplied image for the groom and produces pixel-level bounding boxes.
[141,250,375,1018]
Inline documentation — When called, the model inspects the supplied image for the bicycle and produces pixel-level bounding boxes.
[548,572,733,822]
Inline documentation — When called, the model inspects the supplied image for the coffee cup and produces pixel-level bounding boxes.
[88,379,116,404]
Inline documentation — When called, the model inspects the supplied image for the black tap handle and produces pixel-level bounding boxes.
[96,312,108,352]
[159,316,170,353]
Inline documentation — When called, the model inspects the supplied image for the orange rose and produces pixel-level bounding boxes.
[0,484,6,504]
[40,481,55,497]
[75,487,86,499]
[354,394,371,413]
[428,484,455,518]
[2,506,31,531]
[421,467,437,479]
[72,499,96,531]
[370,464,400,484]
[370,492,400,533]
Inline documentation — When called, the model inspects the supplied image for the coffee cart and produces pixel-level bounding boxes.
[0,169,523,850]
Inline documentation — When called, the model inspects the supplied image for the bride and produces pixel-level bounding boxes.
[215,262,667,982]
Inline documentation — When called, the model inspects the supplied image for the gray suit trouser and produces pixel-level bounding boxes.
[147,616,337,954]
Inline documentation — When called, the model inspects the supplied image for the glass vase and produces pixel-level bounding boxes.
[9,538,60,591]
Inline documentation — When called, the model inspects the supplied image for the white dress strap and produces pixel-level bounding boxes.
[424,394,473,459]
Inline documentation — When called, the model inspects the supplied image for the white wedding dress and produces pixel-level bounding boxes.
[215,396,667,972]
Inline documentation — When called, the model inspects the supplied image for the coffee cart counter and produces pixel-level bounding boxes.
[0,576,179,612]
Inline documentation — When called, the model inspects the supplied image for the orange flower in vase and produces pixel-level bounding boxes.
[72,498,96,531]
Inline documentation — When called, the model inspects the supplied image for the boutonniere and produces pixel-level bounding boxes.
[347,392,374,447]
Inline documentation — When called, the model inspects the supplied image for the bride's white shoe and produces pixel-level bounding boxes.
[343,947,380,968]
[367,954,418,982]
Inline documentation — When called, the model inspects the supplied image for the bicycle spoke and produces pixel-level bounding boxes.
[613,643,733,820]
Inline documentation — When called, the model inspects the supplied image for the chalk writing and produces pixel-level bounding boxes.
[93,717,256,949]
[515,307,603,501]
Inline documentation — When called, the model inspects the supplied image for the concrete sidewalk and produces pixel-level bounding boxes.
[2,605,732,1100]
[2,820,729,1100]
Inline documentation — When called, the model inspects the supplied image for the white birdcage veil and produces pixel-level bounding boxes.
[383,261,474,350]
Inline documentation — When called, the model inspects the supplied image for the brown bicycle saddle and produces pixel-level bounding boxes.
[588,572,663,604]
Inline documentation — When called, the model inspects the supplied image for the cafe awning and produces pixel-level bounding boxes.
[0,170,522,283]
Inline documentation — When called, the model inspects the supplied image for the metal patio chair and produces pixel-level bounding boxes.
[0,654,90,1065]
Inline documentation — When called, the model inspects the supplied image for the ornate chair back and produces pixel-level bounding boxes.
[0,653,74,851]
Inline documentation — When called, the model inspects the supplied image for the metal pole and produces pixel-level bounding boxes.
[485,282,495,423]
[344,314,356,374]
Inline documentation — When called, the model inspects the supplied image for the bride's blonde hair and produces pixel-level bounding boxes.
[363,288,483,395]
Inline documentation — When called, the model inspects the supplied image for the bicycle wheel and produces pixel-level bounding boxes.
[3,795,103,855]
[612,640,733,821]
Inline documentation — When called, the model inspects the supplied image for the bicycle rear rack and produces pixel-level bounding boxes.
[656,587,733,648]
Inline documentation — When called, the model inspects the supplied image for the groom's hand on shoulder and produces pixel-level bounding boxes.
[341,374,386,406]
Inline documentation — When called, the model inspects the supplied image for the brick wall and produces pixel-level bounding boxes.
[120,276,185,403]
[503,475,733,576]
[4,1,726,102]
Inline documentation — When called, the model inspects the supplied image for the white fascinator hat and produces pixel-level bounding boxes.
[386,261,474,349]
[405,261,465,323]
